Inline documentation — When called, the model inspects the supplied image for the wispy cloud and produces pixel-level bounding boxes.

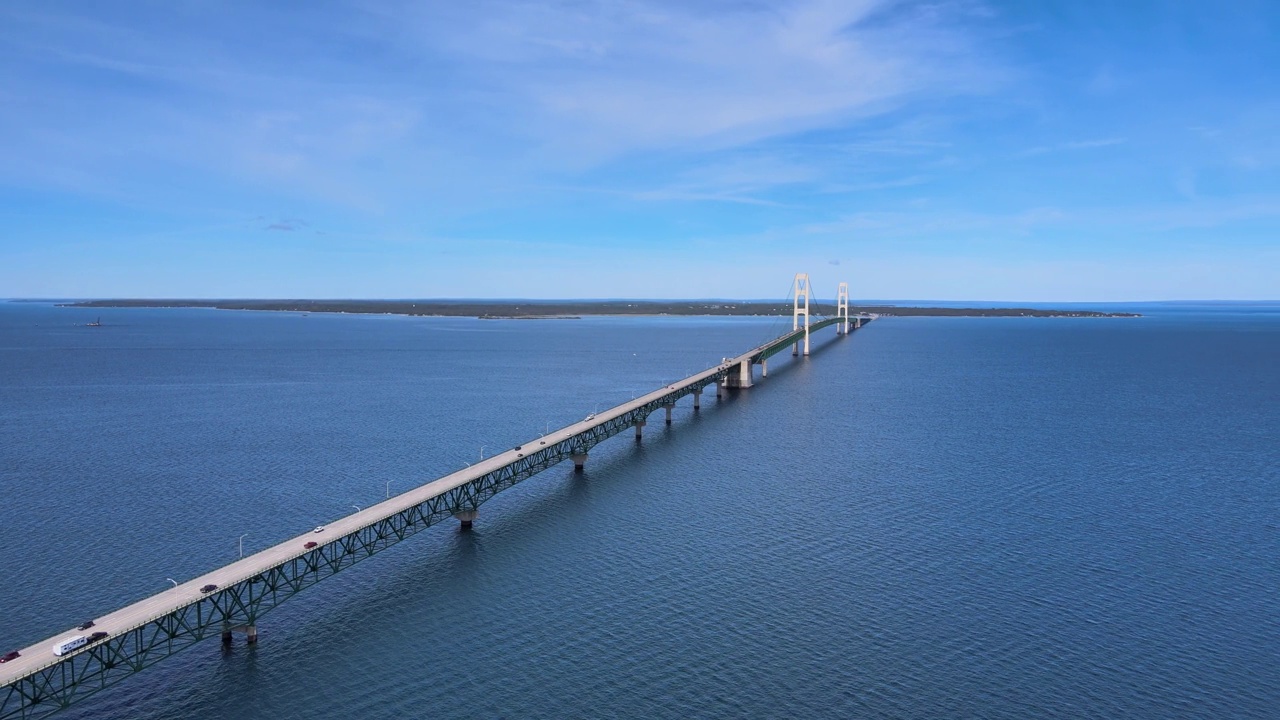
[1021,138,1127,157]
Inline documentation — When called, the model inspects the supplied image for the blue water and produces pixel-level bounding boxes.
[1,302,1277,719]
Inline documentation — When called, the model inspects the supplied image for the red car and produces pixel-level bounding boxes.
[304,541,318,549]
[0,650,20,663]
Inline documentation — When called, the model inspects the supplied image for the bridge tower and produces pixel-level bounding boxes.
[837,282,849,335]
[792,273,811,356]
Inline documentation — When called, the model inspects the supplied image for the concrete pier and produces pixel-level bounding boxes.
[634,420,646,441]
[725,359,754,388]
[663,404,674,425]
[453,509,478,529]
[693,389,701,410]
[222,624,257,644]
[571,453,588,472]
[762,359,768,377]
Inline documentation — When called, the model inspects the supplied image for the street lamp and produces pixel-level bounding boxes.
[166,578,178,588]
[238,533,248,559]
[385,480,394,498]
[479,445,485,460]
[351,504,361,513]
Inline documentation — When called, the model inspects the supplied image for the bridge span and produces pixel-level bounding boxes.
[0,274,872,719]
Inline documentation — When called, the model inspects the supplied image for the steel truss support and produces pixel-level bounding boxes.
[0,376,730,720]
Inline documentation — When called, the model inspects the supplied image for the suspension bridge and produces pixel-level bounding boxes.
[0,274,872,719]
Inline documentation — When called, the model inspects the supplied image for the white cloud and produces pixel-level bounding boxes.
[367,0,999,159]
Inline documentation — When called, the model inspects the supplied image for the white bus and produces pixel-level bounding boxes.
[52,635,87,656]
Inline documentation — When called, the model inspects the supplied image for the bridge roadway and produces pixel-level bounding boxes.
[0,314,870,718]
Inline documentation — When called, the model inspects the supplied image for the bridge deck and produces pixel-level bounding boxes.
[0,314,871,716]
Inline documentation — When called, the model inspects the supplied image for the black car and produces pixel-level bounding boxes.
[87,632,109,643]
[77,620,95,631]
[200,584,218,593]
[0,650,20,663]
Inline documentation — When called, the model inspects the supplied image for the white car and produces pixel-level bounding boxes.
[313,526,325,533]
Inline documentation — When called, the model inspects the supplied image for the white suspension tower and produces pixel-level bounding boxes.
[837,282,849,335]
[792,272,811,356]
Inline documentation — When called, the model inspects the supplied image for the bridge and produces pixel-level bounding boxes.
[0,274,872,719]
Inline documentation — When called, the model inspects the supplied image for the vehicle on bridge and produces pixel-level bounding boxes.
[87,632,108,644]
[76,620,94,631]
[200,584,217,593]
[0,651,18,664]
[52,636,87,656]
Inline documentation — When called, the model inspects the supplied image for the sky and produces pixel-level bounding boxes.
[1,0,1277,301]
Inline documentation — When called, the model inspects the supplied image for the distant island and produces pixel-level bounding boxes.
[60,299,1140,318]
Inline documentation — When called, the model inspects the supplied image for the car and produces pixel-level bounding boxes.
[514,445,522,450]
[77,620,95,631]
[200,584,217,593]
[0,650,19,663]
[304,541,318,549]
[313,526,325,533]
[87,632,108,643]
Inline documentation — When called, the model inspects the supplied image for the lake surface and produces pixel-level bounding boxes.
[1,302,1277,719]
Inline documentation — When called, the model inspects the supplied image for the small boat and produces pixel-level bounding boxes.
[85,317,102,327]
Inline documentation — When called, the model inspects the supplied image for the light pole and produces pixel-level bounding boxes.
[351,504,361,513]
[479,445,485,460]
[166,578,178,588]
[238,533,248,559]
[386,480,394,498]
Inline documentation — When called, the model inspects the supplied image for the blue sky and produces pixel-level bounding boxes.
[1,1,1277,300]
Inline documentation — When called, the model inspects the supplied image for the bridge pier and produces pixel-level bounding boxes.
[725,359,754,388]
[634,420,646,441]
[571,453,588,472]
[693,389,701,410]
[453,509,478,529]
[222,624,258,645]
[716,382,723,399]
[761,359,767,378]
[663,404,674,425]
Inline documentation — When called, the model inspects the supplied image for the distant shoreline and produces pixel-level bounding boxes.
[58,299,1141,318]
